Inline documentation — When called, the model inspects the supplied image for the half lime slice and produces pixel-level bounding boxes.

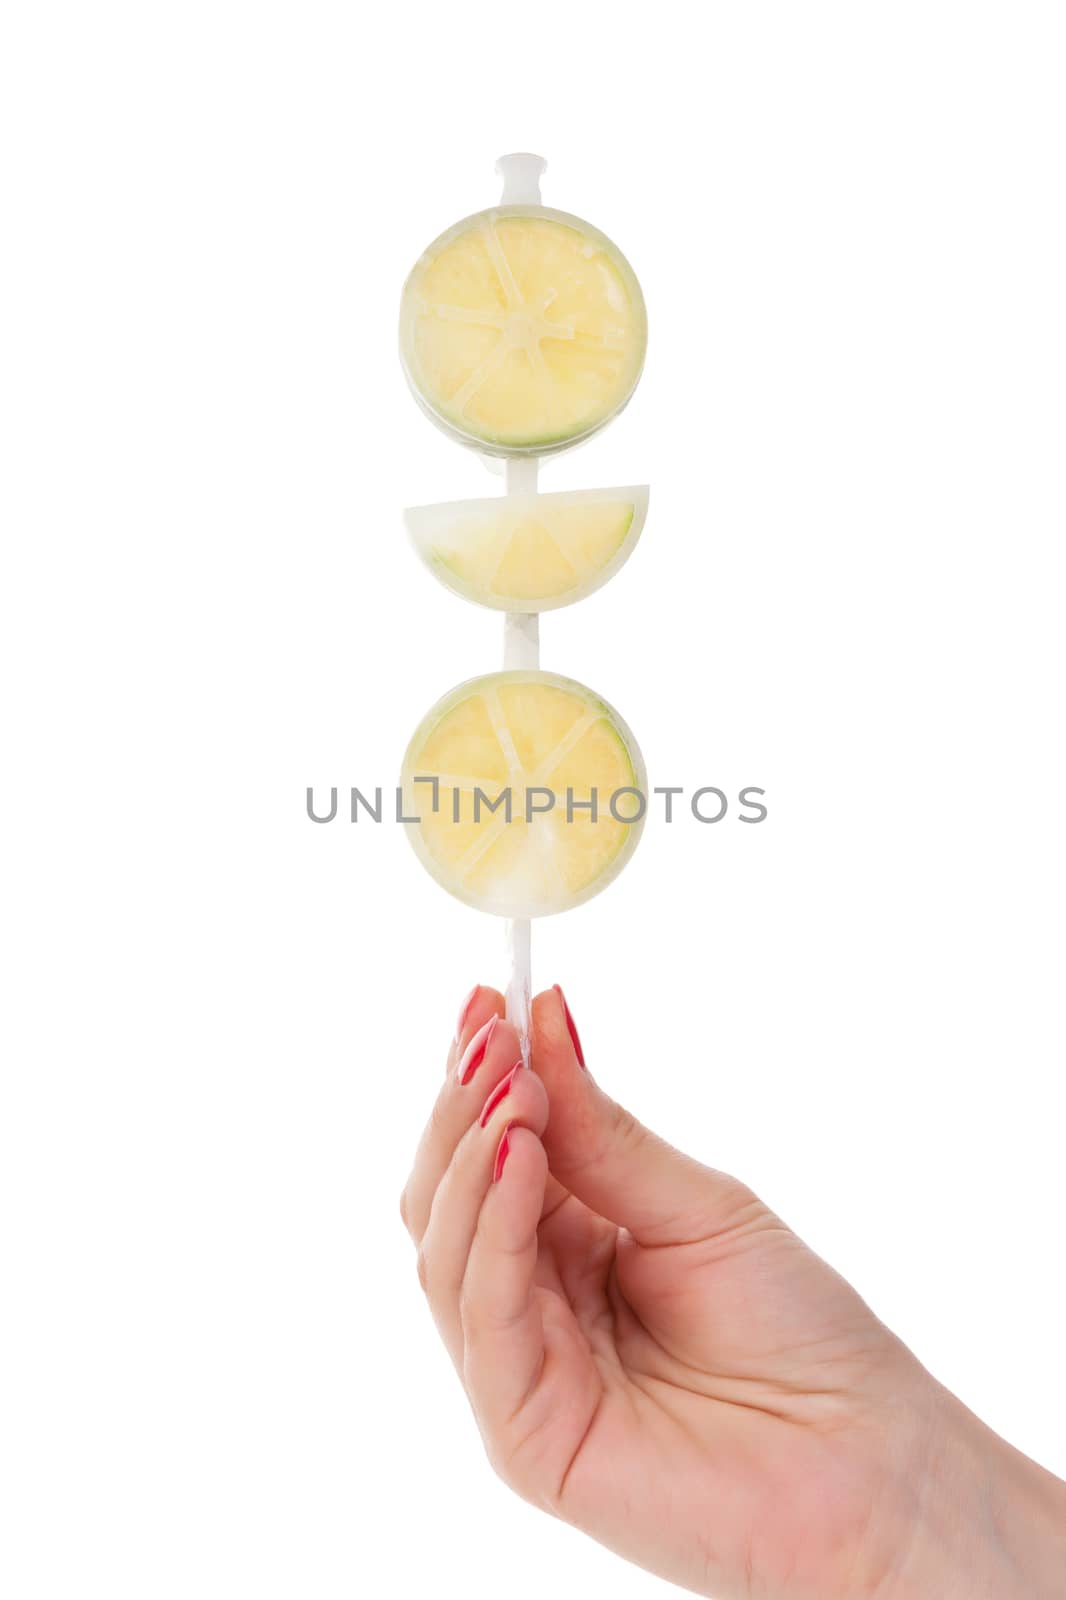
[404,486,648,612]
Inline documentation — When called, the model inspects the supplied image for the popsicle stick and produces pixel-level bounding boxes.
[506,916,533,1069]
[503,458,540,1065]
[495,151,547,207]
[495,154,547,1066]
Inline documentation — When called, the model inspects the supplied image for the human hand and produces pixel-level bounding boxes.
[400,985,1066,1599]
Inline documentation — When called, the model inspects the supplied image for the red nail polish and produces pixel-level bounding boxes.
[552,984,586,1069]
[457,1015,498,1085]
[455,984,480,1042]
[479,1062,522,1128]
[493,1122,515,1183]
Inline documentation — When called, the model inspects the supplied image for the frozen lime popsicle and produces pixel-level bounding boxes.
[399,156,650,1057]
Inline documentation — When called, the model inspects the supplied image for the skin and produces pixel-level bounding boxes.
[400,986,1066,1599]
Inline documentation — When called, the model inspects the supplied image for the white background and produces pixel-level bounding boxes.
[2,4,1064,1596]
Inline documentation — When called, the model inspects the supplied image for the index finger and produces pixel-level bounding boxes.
[401,985,513,1243]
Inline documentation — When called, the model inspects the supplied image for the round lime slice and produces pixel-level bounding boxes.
[399,207,647,456]
[400,671,646,917]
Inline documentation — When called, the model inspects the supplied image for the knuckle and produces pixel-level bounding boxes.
[415,1246,430,1295]
[427,1096,452,1141]
[607,1098,646,1155]
[486,1445,520,1496]
[718,1177,774,1232]
[398,1186,410,1231]
[483,1436,552,1515]
[456,1279,477,1331]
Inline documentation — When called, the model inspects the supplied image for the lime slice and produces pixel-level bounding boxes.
[399,206,647,455]
[401,671,646,918]
[404,486,648,612]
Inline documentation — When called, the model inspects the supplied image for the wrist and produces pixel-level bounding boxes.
[884,1386,1066,1599]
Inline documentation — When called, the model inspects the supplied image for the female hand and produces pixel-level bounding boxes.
[400,985,1066,1599]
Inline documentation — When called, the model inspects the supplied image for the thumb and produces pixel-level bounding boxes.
[531,986,762,1248]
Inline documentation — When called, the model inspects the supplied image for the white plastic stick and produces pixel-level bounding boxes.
[497,154,546,1063]
[495,151,546,207]
[503,458,540,1064]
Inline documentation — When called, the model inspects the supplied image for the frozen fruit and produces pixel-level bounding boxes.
[400,671,646,917]
[399,207,646,455]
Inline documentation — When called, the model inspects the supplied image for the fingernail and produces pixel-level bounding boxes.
[552,984,586,1069]
[479,1062,522,1128]
[493,1122,515,1183]
[455,984,480,1042]
[457,1015,498,1085]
